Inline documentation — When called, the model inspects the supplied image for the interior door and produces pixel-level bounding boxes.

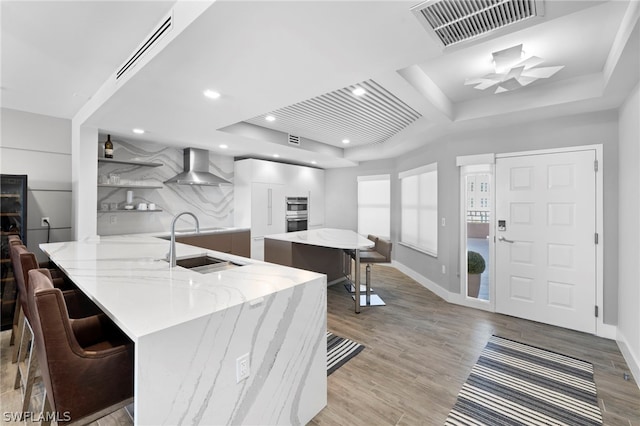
[495,150,596,333]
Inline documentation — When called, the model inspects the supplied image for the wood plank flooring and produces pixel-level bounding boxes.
[1,265,638,425]
[312,265,640,426]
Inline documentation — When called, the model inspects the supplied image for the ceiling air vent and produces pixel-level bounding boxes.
[411,0,543,47]
[116,11,173,80]
[288,134,301,146]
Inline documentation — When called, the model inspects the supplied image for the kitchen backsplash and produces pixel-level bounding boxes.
[97,137,234,236]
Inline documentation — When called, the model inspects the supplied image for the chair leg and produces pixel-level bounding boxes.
[41,390,53,426]
[11,307,25,363]
[366,264,372,305]
[20,341,40,413]
[14,317,31,389]
[10,300,21,346]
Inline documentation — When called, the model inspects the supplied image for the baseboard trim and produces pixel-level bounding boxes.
[391,260,449,302]
[597,322,617,340]
[391,260,616,340]
[617,330,640,390]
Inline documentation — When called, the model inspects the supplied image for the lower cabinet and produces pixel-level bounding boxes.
[176,230,250,258]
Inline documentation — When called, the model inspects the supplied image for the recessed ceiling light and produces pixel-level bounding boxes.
[352,87,366,96]
[132,128,145,134]
[203,89,221,99]
[219,144,228,149]
[265,115,276,122]
[273,154,280,158]
[311,161,317,165]
[342,139,350,144]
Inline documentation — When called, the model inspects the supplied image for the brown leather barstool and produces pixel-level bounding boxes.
[8,235,24,346]
[28,269,134,426]
[10,244,96,413]
[358,236,392,306]
[11,244,71,361]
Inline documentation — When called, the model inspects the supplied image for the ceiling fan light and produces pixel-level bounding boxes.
[468,44,563,94]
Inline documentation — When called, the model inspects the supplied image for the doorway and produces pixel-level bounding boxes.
[494,148,598,334]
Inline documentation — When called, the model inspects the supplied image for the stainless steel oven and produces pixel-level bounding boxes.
[286,196,308,232]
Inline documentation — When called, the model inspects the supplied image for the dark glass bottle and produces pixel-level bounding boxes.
[104,135,113,159]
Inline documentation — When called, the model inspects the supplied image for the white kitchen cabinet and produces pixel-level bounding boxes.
[234,159,325,259]
[250,182,285,260]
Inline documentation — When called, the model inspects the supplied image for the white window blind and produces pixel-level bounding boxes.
[399,163,438,256]
[357,174,390,238]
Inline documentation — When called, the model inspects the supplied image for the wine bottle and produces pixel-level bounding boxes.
[104,135,114,159]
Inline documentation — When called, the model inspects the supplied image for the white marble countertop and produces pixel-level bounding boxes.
[265,228,374,250]
[40,234,323,342]
[137,226,250,238]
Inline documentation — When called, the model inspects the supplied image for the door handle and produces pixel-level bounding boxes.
[498,236,515,243]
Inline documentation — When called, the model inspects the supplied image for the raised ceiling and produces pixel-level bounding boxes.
[1,1,638,168]
[244,79,422,148]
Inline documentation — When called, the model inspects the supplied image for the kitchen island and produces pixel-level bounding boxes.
[264,228,374,313]
[40,234,327,425]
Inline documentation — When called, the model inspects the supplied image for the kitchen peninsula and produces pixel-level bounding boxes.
[264,228,374,313]
[40,233,327,425]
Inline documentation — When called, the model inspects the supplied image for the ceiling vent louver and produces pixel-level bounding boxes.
[288,134,301,146]
[245,80,422,147]
[116,11,173,80]
[411,0,543,47]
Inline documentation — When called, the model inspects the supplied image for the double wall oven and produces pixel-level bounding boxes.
[286,196,308,232]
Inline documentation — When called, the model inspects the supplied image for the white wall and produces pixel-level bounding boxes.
[1,108,73,261]
[326,109,619,324]
[325,159,396,231]
[617,82,640,383]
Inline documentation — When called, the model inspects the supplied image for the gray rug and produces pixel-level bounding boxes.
[445,335,602,425]
[327,332,364,376]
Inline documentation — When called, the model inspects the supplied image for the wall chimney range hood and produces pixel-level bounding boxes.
[164,148,231,186]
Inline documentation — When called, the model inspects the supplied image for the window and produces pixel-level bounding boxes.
[357,174,390,238]
[399,163,438,256]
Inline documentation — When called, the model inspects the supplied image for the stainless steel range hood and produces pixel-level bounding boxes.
[164,148,231,186]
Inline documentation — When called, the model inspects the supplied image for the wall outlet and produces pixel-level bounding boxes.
[110,215,117,224]
[441,264,446,274]
[236,353,250,383]
[41,217,50,227]
[441,217,446,227]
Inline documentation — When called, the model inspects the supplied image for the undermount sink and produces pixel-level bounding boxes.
[173,255,241,274]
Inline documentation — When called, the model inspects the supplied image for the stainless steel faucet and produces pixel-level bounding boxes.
[168,211,200,267]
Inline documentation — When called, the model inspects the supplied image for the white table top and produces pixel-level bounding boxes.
[265,228,374,250]
[40,234,323,342]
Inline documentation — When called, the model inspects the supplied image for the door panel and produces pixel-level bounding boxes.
[495,150,596,333]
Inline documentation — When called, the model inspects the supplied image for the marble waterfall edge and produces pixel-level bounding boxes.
[135,276,327,425]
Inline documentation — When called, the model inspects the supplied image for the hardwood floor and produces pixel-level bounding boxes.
[1,265,638,425]
[311,265,640,426]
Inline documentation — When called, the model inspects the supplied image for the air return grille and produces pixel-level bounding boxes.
[245,80,421,146]
[288,135,301,146]
[411,0,542,47]
[116,11,173,80]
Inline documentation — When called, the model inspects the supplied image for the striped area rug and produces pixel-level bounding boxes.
[327,332,364,376]
[445,335,603,426]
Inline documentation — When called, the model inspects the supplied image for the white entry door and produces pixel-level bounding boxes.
[495,150,597,334]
